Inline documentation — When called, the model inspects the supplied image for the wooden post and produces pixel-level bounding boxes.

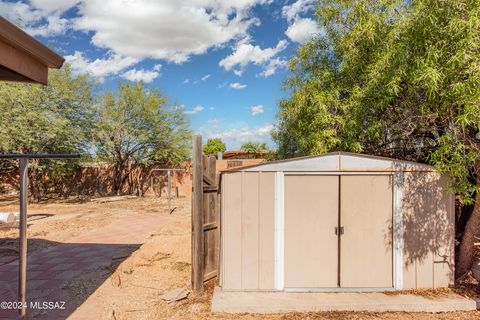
[151,175,154,196]
[192,135,204,293]
[167,169,171,213]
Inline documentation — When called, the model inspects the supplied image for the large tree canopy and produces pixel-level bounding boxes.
[0,65,95,156]
[0,67,192,198]
[0,65,95,199]
[275,0,480,276]
[95,82,191,193]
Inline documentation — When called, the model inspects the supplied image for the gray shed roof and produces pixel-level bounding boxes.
[222,152,435,173]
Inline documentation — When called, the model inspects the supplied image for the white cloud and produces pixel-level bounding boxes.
[25,15,70,37]
[65,51,137,82]
[259,58,287,77]
[0,2,43,25]
[153,64,162,72]
[250,105,264,116]
[2,0,274,60]
[184,105,205,115]
[285,18,319,43]
[219,40,288,76]
[121,68,160,83]
[202,123,274,148]
[182,78,190,84]
[230,82,247,89]
[201,74,211,81]
[209,106,215,110]
[282,0,316,22]
[0,1,76,37]
[208,118,223,125]
[218,82,228,88]
[72,0,273,63]
[282,1,320,44]
[30,0,80,14]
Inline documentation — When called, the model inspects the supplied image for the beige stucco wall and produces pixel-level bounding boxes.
[221,172,276,290]
[216,159,265,173]
[402,172,455,289]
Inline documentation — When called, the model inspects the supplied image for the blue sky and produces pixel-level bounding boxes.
[0,0,319,149]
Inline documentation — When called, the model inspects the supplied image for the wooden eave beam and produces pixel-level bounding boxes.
[0,17,64,85]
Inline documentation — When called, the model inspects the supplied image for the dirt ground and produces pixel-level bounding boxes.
[0,195,174,262]
[1,195,480,319]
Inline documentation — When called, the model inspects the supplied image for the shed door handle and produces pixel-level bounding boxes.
[335,226,344,235]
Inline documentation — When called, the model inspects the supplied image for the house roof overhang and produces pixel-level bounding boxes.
[0,16,64,85]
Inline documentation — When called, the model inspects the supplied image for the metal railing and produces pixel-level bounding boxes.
[150,168,185,214]
[0,154,80,318]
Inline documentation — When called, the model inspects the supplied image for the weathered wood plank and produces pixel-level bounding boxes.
[204,270,218,282]
[192,135,204,293]
[203,175,216,186]
[203,186,218,192]
[204,155,218,278]
[0,39,48,84]
[192,138,220,290]
[203,222,218,231]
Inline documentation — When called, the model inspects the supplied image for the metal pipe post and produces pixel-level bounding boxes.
[0,154,79,318]
[151,176,154,196]
[167,169,171,213]
[18,159,28,318]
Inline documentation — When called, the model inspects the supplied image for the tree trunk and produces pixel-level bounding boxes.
[28,165,42,203]
[456,161,480,278]
[113,160,125,195]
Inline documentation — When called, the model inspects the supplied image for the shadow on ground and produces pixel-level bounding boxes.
[0,238,140,319]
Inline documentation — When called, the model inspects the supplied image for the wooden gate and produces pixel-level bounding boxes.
[192,135,221,292]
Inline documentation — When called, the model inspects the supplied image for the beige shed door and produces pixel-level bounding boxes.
[284,175,339,288]
[340,175,393,288]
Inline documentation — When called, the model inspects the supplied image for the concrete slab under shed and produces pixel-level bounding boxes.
[211,287,478,313]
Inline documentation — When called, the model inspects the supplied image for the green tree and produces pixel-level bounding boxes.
[95,82,191,194]
[275,0,480,276]
[0,65,95,200]
[240,142,268,154]
[203,138,226,155]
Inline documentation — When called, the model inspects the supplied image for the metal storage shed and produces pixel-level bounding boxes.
[220,152,454,292]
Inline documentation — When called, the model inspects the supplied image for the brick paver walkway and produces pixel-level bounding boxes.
[0,211,164,319]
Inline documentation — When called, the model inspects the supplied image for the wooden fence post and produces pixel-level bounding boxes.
[192,135,204,293]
